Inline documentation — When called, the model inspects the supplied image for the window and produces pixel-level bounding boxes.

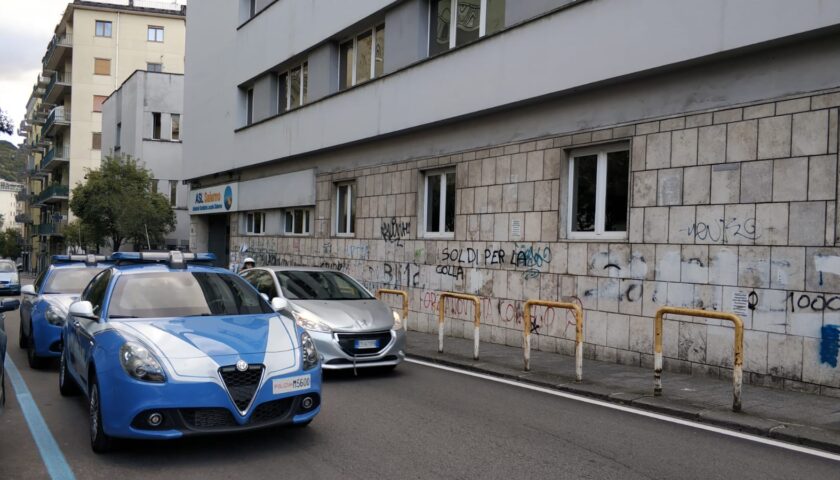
[95,20,112,37]
[335,183,355,235]
[568,145,630,239]
[91,132,102,150]
[152,112,161,139]
[423,170,455,236]
[245,211,265,235]
[169,180,178,207]
[147,26,164,42]
[429,0,505,55]
[249,0,256,17]
[339,25,385,90]
[147,62,163,72]
[94,58,111,75]
[245,87,254,125]
[277,62,307,113]
[93,95,107,112]
[284,209,311,235]
[171,114,180,141]
[82,270,111,316]
[115,123,121,150]
[46,268,106,295]
[242,270,278,298]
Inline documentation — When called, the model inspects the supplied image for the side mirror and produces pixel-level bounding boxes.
[21,285,36,295]
[271,297,289,312]
[0,298,20,312]
[69,301,96,320]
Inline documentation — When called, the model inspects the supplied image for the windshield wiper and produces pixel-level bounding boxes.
[108,315,138,319]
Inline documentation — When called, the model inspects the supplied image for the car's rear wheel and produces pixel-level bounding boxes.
[58,349,78,397]
[89,378,114,453]
[26,326,45,370]
[18,317,26,349]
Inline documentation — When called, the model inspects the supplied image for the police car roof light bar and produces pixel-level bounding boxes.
[111,252,216,268]
[51,254,110,267]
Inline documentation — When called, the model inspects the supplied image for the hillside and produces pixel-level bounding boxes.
[0,140,24,182]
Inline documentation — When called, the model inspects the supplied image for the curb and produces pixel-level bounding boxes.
[407,352,840,454]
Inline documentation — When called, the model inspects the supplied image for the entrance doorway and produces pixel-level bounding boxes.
[207,214,230,268]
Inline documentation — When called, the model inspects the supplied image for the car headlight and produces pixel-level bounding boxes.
[292,309,332,333]
[45,307,66,326]
[301,331,318,370]
[392,310,403,331]
[119,341,166,383]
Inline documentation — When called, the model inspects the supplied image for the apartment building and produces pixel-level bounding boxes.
[184,0,840,395]
[0,180,25,234]
[19,0,185,270]
[101,70,189,250]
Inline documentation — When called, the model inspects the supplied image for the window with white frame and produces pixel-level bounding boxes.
[429,0,505,56]
[567,144,630,239]
[339,25,384,91]
[335,183,355,235]
[284,209,312,235]
[95,20,112,37]
[245,211,266,235]
[277,62,308,114]
[147,26,164,42]
[423,170,455,236]
[245,87,254,125]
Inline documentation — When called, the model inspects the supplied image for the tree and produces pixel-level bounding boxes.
[69,154,175,252]
[64,219,106,253]
[0,108,13,136]
[0,229,22,260]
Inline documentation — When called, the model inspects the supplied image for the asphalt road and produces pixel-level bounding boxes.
[2,309,839,480]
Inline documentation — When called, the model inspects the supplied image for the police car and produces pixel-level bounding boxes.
[59,252,321,452]
[19,255,110,369]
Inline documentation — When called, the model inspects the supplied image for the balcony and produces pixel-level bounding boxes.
[37,222,66,237]
[42,34,72,71]
[43,71,71,105]
[33,184,69,206]
[15,214,32,224]
[41,145,69,172]
[43,107,70,138]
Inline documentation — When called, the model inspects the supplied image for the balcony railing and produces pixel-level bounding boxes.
[42,145,70,171]
[34,184,69,206]
[43,107,71,137]
[37,222,66,236]
[15,214,32,224]
[44,71,71,104]
[43,34,72,70]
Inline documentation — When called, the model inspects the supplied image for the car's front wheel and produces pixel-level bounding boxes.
[26,326,45,370]
[18,317,26,349]
[58,349,78,397]
[89,377,114,453]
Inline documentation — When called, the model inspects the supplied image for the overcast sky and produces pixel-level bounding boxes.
[0,0,186,145]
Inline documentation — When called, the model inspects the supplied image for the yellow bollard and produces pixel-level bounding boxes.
[523,300,584,382]
[438,292,481,360]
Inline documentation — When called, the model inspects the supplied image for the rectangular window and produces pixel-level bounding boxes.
[277,73,287,114]
[335,183,355,235]
[568,145,630,239]
[115,122,121,149]
[94,58,111,75]
[92,132,102,150]
[429,0,505,55]
[339,25,385,91]
[95,20,112,37]
[147,26,164,42]
[171,114,180,141]
[245,88,254,125]
[246,212,265,234]
[147,62,163,72]
[284,209,311,235]
[424,170,455,236]
[249,0,256,17]
[93,95,108,112]
[277,62,308,112]
[152,112,162,139]
[169,180,178,207]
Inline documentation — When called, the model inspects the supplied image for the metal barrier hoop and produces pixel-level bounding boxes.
[375,289,409,330]
[523,300,584,382]
[438,292,481,360]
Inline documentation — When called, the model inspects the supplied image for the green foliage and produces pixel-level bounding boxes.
[64,219,106,252]
[0,108,13,136]
[0,140,24,182]
[0,229,22,260]
[69,154,175,251]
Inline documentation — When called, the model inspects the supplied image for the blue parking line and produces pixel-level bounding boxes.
[4,357,76,480]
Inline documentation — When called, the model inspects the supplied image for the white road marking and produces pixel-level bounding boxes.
[405,358,840,462]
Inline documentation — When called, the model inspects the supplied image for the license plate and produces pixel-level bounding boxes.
[272,374,311,395]
[355,339,380,349]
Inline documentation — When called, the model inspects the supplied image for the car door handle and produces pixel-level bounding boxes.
[73,320,81,328]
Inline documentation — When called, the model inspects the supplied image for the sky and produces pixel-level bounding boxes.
[0,0,186,146]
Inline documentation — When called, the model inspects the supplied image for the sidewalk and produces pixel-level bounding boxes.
[405,331,840,453]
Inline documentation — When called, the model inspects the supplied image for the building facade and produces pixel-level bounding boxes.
[101,70,189,250]
[19,0,186,271]
[0,180,25,234]
[184,0,840,395]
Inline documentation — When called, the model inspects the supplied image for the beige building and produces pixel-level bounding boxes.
[20,0,186,270]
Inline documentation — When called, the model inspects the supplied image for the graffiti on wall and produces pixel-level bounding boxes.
[436,244,552,279]
[681,217,759,244]
[381,218,410,246]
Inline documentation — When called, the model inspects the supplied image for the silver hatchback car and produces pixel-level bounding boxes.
[240,267,406,371]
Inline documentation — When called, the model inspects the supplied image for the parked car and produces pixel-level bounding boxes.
[0,298,22,412]
[60,252,321,453]
[0,259,21,296]
[19,255,110,369]
[240,267,405,371]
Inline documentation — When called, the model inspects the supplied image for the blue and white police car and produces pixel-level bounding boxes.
[59,252,321,453]
[20,255,110,369]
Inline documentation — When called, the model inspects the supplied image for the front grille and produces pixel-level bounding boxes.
[219,364,264,412]
[335,331,392,356]
[250,398,294,424]
[181,408,237,429]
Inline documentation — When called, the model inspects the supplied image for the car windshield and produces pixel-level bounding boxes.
[108,271,273,318]
[43,268,104,294]
[0,262,15,273]
[276,271,373,300]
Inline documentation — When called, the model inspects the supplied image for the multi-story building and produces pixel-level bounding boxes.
[101,70,189,250]
[0,180,25,234]
[20,0,185,271]
[184,0,840,395]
